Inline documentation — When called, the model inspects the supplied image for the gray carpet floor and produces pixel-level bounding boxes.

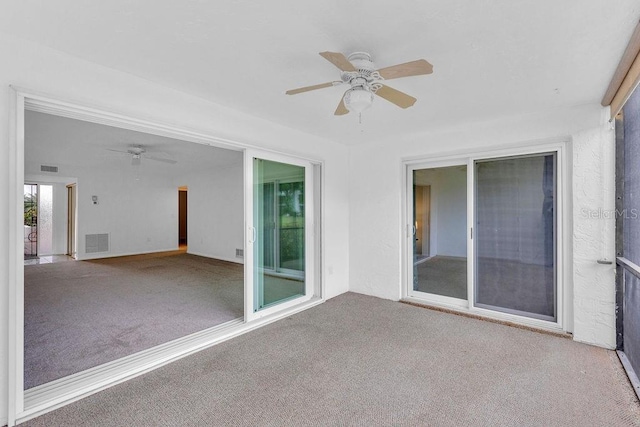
[476,257,555,318]
[24,252,245,389]
[23,293,640,426]
[416,256,555,318]
[416,256,467,299]
[262,274,305,307]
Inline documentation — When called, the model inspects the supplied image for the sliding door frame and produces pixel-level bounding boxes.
[8,87,324,426]
[402,139,570,332]
[405,158,472,310]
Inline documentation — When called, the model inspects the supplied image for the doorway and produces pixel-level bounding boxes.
[9,91,323,425]
[414,185,431,262]
[178,186,187,248]
[24,183,54,260]
[67,183,76,258]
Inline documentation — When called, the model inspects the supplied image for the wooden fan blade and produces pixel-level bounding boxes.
[286,82,335,95]
[319,51,356,72]
[377,59,433,80]
[334,93,349,116]
[105,148,131,154]
[374,85,417,108]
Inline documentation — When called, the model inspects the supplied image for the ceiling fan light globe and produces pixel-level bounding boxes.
[344,87,374,113]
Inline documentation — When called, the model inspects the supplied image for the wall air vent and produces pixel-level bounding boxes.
[85,234,109,254]
[40,165,58,173]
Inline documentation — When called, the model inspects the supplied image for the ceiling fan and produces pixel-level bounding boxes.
[286,51,433,115]
[106,145,177,166]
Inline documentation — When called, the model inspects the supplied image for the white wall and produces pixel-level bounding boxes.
[571,125,616,347]
[185,161,244,263]
[79,168,179,259]
[25,159,179,260]
[349,103,616,349]
[0,34,351,424]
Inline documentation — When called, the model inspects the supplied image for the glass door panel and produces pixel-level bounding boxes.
[253,158,306,311]
[474,154,556,321]
[411,165,468,301]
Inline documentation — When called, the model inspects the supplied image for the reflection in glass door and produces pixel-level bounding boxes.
[253,159,307,310]
[411,165,468,301]
[474,154,556,321]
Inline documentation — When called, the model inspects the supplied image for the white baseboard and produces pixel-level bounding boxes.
[76,247,180,261]
[186,250,244,265]
[74,248,245,265]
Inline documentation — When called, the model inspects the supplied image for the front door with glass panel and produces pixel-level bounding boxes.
[248,153,315,319]
[407,150,560,325]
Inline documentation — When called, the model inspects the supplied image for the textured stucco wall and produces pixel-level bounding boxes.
[571,124,616,348]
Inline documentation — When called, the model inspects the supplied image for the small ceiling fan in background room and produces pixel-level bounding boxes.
[286,51,433,118]
[106,145,177,166]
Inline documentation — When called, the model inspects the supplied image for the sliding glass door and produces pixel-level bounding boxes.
[406,148,562,326]
[246,151,315,320]
[409,164,469,306]
[474,154,556,321]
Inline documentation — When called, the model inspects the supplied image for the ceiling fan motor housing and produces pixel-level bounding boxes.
[128,146,146,156]
[342,52,383,93]
[347,52,375,72]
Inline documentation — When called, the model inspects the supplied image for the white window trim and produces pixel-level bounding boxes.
[7,86,325,425]
[401,139,572,334]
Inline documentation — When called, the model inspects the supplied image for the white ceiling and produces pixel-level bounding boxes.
[3,1,639,145]
[25,111,242,175]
